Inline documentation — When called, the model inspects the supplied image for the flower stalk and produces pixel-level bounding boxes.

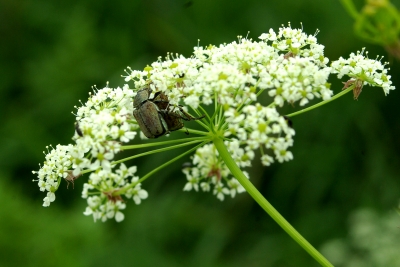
[285,86,354,118]
[115,140,209,196]
[213,137,333,267]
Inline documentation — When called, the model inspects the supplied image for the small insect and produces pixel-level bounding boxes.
[342,79,364,100]
[284,52,295,59]
[133,87,204,138]
[64,171,81,189]
[283,116,293,128]
[75,122,83,137]
[181,162,193,169]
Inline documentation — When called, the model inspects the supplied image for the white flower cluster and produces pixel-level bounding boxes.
[33,85,147,222]
[124,25,322,199]
[72,85,137,174]
[331,48,395,96]
[33,144,74,207]
[259,27,328,65]
[226,104,295,166]
[182,104,294,198]
[182,144,247,201]
[125,27,333,109]
[82,164,148,222]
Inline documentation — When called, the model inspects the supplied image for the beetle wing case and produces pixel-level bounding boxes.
[133,101,168,139]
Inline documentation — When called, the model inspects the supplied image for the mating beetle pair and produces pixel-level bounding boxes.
[133,87,204,139]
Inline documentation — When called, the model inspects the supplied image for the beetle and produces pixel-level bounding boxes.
[151,90,205,132]
[133,87,168,138]
[159,105,204,132]
[133,87,204,138]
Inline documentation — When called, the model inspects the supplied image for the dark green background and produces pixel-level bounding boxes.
[1,0,399,266]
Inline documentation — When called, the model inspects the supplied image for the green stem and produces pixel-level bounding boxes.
[115,140,209,195]
[285,87,353,118]
[340,0,360,20]
[177,128,210,136]
[78,139,207,176]
[113,140,205,165]
[213,138,333,267]
[121,136,208,150]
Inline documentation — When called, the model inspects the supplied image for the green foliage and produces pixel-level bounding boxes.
[341,0,400,59]
[341,0,400,45]
[321,208,400,266]
[0,173,107,267]
[1,0,399,266]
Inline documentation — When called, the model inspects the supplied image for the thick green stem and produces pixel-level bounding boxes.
[213,138,333,267]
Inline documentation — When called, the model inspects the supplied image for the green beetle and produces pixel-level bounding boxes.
[133,87,204,138]
[133,88,168,138]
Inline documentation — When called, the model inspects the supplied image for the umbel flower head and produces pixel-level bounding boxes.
[331,48,395,99]
[33,24,394,222]
[33,85,146,222]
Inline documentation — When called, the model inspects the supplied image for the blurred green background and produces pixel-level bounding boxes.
[1,0,400,266]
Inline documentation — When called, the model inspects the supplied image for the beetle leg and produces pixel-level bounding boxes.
[177,106,205,121]
[152,91,170,111]
[184,127,189,135]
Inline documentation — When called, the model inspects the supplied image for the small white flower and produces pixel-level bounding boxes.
[83,207,93,216]
[115,211,125,222]
[125,178,148,205]
[271,138,293,162]
[213,183,230,201]
[200,182,211,192]
[133,189,148,205]
[227,179,245,198]
[183,174,199,192]
[90,148,114,171]
[261,154,274,166]
[42,192,56,207]
[81,183,94,198]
